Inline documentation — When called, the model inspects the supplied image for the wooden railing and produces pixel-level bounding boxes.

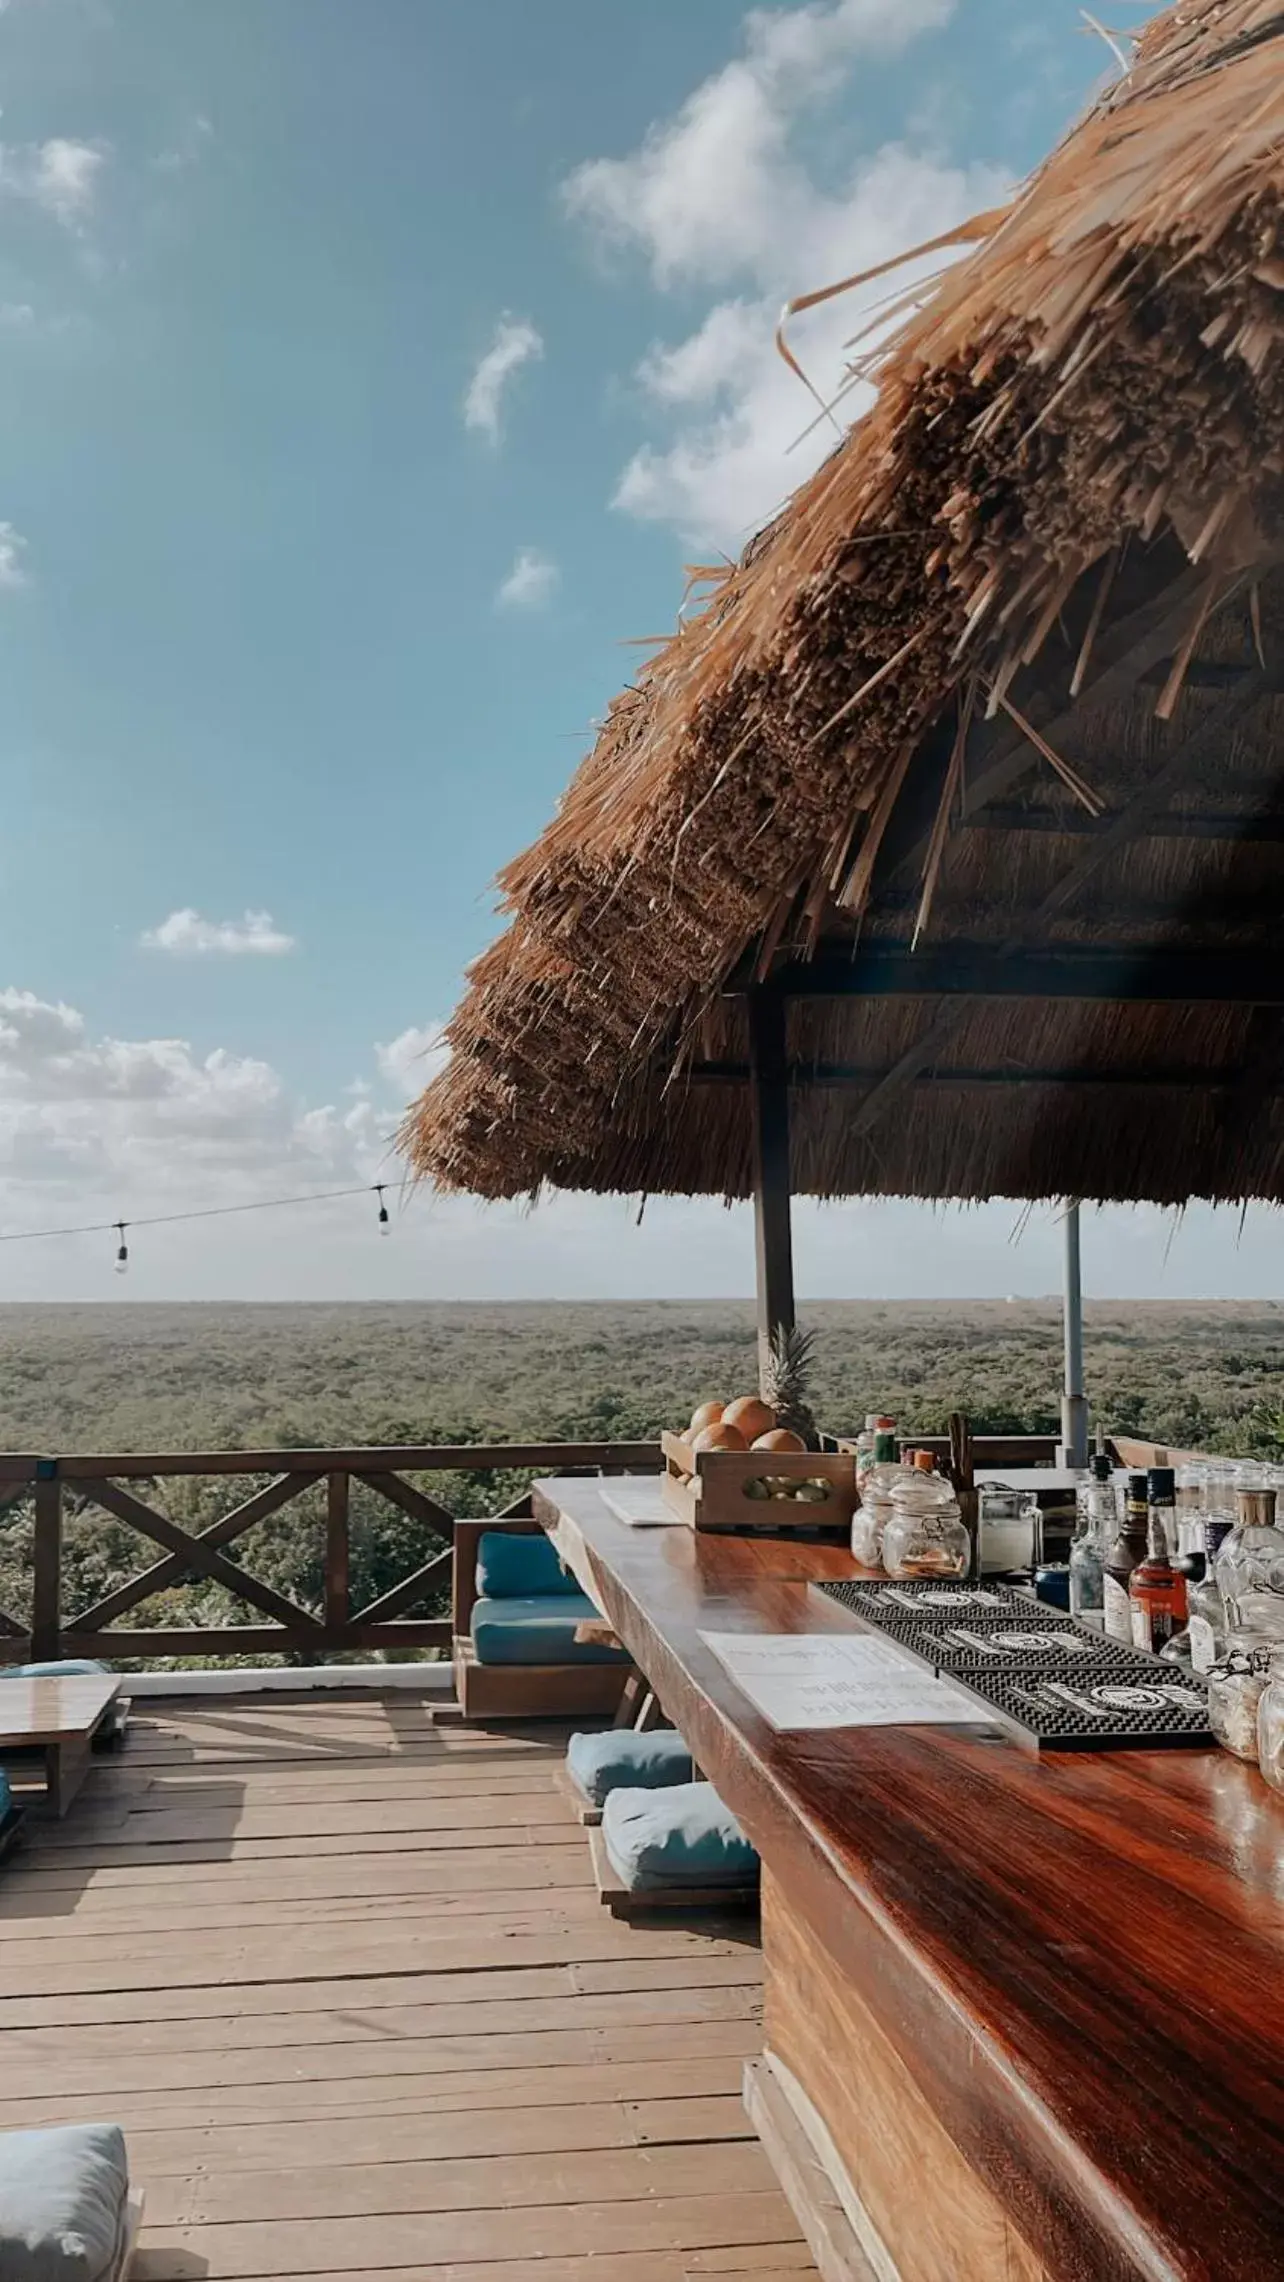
[0,1443,659,1668]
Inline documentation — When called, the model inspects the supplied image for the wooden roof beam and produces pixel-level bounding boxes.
[728,943,1284,1004]
[690,1062,1266,1091]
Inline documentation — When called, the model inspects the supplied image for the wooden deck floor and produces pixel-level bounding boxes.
[0,1694,815,2282]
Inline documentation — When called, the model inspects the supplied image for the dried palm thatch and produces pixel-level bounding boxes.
[402,0,1284,1208]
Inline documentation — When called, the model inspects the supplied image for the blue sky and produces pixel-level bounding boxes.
[3,0,1272,1305]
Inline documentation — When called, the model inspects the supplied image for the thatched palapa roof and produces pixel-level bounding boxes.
[403,0,1284,1210]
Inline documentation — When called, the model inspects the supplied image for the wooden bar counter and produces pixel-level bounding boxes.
[533,1478,1284,2282]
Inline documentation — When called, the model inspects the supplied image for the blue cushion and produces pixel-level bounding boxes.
[474,1532,580,1600]
[601,1781,759,1892]
[566,1728,693,1807]
[0,2122,130,2280]
[470,1593,630,1667]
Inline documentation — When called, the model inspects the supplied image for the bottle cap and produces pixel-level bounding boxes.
[1147,1466,1175,1501]
[1091,1453,1112,1482]
[1127,1473,1149,1501]
[875,1415,896,1429]
[912,1450,937,1473]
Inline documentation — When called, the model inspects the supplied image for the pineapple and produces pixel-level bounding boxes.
[761,1323,819,1449]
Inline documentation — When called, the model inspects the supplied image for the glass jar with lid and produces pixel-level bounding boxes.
[977,1483,1042,1575]
[1216,1487,1284,1639]
[1257,1644,1284,1795]
[1207,1630,1275,1762]
[882,1457,970,1581]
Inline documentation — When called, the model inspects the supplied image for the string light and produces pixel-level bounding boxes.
[0,1183,401,1251]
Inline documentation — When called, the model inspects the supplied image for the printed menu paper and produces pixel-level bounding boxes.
[599,1483,680,1527]
[698,1630,993,1732]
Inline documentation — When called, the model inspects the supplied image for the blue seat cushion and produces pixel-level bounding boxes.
[470,1593,630,1667]
[601,1781,759,1892]
[474,1531,580,1600]
[566,1728,693,1807]
[0,2122,131,2281]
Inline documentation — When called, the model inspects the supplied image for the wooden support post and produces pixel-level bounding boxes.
[325,1470,350,1640]
[748,988,796,1381]
[31,1462,62,1663]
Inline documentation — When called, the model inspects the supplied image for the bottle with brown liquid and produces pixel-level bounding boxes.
[1104,1473,1150,1643]
[1129,1469,1185,1655]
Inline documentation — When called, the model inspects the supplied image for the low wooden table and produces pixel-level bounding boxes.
[0,1674,121,1817]
[533,1476,1284,2282]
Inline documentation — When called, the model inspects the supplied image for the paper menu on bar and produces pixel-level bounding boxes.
[599,1483,679,1527]
[698,1631,993,1732]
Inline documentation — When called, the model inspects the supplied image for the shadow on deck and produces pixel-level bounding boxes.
[0,1692,813,2282]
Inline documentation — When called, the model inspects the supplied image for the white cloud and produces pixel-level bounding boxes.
[140,910,297,958]
[0,138,106,227]
[463,315,544,444]
[0,986,387,1219]
[495,546,559,612]
[563,0,1006,550]
[376,1023,450,1098]
[0,521,28,588]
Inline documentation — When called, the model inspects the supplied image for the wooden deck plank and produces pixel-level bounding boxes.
[132,2188,802,2277]
[0,1697,810,2282]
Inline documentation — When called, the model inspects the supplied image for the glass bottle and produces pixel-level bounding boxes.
[1184,1520,1234,1676]
[1215,1486,1284,1640]
[1103,1474,1150,1644]
[851,1428,903,1569]
[854,1414,880,1481]
[1129,1482,1185,1656]
[1257,1643,1284,1795]
[1208,1630,1274,1761]
[1069,1452,1112,1629]
[883,1455,970,1581]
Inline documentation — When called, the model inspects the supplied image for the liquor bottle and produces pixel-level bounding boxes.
[1069,1452,1112,1629]
[1187,1519,1235,1676]
[1216,1486,1284,1638]
[1103,1473,1149,1643]
[1148,1468,1184,1618]
[1129,1485,1185,1656]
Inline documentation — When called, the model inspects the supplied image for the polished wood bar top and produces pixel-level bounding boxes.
[534,1478,1284,2282]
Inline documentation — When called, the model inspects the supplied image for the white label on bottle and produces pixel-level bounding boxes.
[1103,1575,1133,1642]
[1131,1603,1153,1653]
[1189,1615,1217,1675]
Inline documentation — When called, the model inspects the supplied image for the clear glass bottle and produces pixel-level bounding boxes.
[1069,1452,1112,1629]
[1208,1630,1275,1761]
[1216,1486,1284,1640]
[854,1413,880,1482]
[1103,1474,1150,1644]
[851,1428,903,1568]
[1257,1643,1284,1795]
[1186,1519,1235,1675]
[883,1456,970,1581]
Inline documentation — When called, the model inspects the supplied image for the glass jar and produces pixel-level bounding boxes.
[1257,1644,1284,1795]
[977,1484,1042,1575]
[883,1470,970,1580]
[1215,1488,1284,1639]
[1207,1630,1275,1762]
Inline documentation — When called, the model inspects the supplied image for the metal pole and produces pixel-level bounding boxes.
[1059,1202,1089,1469]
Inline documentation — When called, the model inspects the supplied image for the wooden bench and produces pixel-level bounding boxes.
[0,1674,123,1817]
[450,1517,634,1722]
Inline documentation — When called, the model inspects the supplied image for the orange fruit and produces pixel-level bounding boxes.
[752,1428,806,1452]
[723,1395,776,1444]
[688,1400,726,1435]
[691,1421,748,1454]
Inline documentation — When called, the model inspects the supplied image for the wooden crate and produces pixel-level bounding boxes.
[660,1431,856,1537]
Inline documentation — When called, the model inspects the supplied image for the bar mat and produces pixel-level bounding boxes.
[816,1578,1213,1750]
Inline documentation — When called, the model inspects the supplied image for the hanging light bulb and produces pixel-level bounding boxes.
[114,1222,129,1276]
[375,1184,390,1235]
